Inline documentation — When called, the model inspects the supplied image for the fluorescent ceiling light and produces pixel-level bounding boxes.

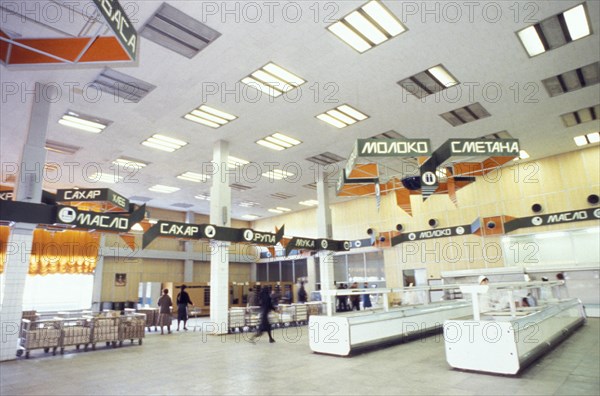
[239,201,259,207]
[326,110,356,125]
[149,184,180,193]
[428,65,458,87]
[148,218,158,224]
[113,158,148,168]
[563,4,590,41]
[328,22,372,53]
[299,200,319,207]
[142,134,187,152]
[328,0,406,53]
[130,223,144,232]
[574,135,588,146]
[177,172,210,182]
[517,26,546,57]
[262,169,294,180]
[276,207,291,212]
[268,208,284,214]
[242,63,305,97]
[338,105,368,120]
[519,150,530,159]
[317,114,346,128]
[195,194,210,200]
[317,104,369,128]
[62,115,106,130]
[263,63,305,87]
[257,133,302,151]
[587,132,600,143]
[257,140,285,151]
[58,119,103,133]
[90,172,122,184]
[227,156,249,168]
[362,0,406,36]
[242,214,259,220]
[184,114,220,128]
[345,11,387,45]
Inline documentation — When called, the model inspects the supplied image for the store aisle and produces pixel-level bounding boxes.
[1,318,598,395]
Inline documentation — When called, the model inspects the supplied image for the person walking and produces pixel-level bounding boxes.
[362,282,372,309]
[176,285,193,331]
[250,287,277,344]
[157,288,172,335]
[297,282,308,303]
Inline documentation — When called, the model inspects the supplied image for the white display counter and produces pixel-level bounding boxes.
[309,300,472,356]
[444,297,585,375]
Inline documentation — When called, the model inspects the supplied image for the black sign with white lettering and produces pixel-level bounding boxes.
[56,188,130,211]
[448,138,520,156]
[284,237,351,256]
[0,191,14,201]
[392,225,472,245]
[54,204,145,232]
[504,208,600,233]
[350,238,374,249]
[142,222,285,249]
[357,138,431,157]
[93,0,138,60]
[0,200,56,224]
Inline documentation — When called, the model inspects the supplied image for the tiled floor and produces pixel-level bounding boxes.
[1,318,598,395]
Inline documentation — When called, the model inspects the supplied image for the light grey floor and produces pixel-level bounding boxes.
[1,318,598,395]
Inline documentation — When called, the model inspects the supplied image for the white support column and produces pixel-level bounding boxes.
[183,211,194,283]
[209,141,231,335]
[0,83,53,361]
[91,234,106,312]
[316,170,335,316]
[306,256,317,297]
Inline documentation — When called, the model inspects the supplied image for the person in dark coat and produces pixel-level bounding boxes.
[176,285,193,331]
[251,287,277,343]
[297,282,308,303]
[362,282,372,309]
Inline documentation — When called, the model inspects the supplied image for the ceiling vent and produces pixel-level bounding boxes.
[172,203,194,209]
[480,130,513,139]
[45,140,81,155]
[370,130,405,139]
[542,62,599,97]
[230,183,252,191]
[270,192,295,200]
[561,104,599,127]
[440,102,491,127]
[140,3,221,58]
[306,152,345,166]
[92,68,156,103]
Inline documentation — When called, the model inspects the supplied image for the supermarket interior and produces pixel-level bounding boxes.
[0,1,599,395]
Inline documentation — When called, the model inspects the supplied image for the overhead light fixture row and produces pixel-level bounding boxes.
[195,194,211,200]
[517,3,591,57]
[316,104,369,128]
[242,214,260,220]
[227,156,249,169]
[256,132,302,151]
[299,200,319,207]
[177,172,210,182]
[328,0,407,53]
[113,157,148,168]
[262,169,294,180]
[239,201,260,208]
[89,172,122,184]
[184,105,237,128]
[574,132,600,146]
[398,64,459,98]
[241,62,306,97]
[149,184,180,193]
[58,111,109,133]
[142,134,188,152]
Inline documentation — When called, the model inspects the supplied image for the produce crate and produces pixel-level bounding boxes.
[293,304,308,325]
[136,308,158,332]
[90,316,120,349]
[228,308,245,333]
[118,314,145,346]
[17,319,62,359]
[59,317,92,353]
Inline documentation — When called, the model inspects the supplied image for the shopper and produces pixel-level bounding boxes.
[362,282,372,309]
[157,289,172,335]
[250,287,277,344]
[297,282,307,303]
[176,285,193,331]
[350,282,360,311]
